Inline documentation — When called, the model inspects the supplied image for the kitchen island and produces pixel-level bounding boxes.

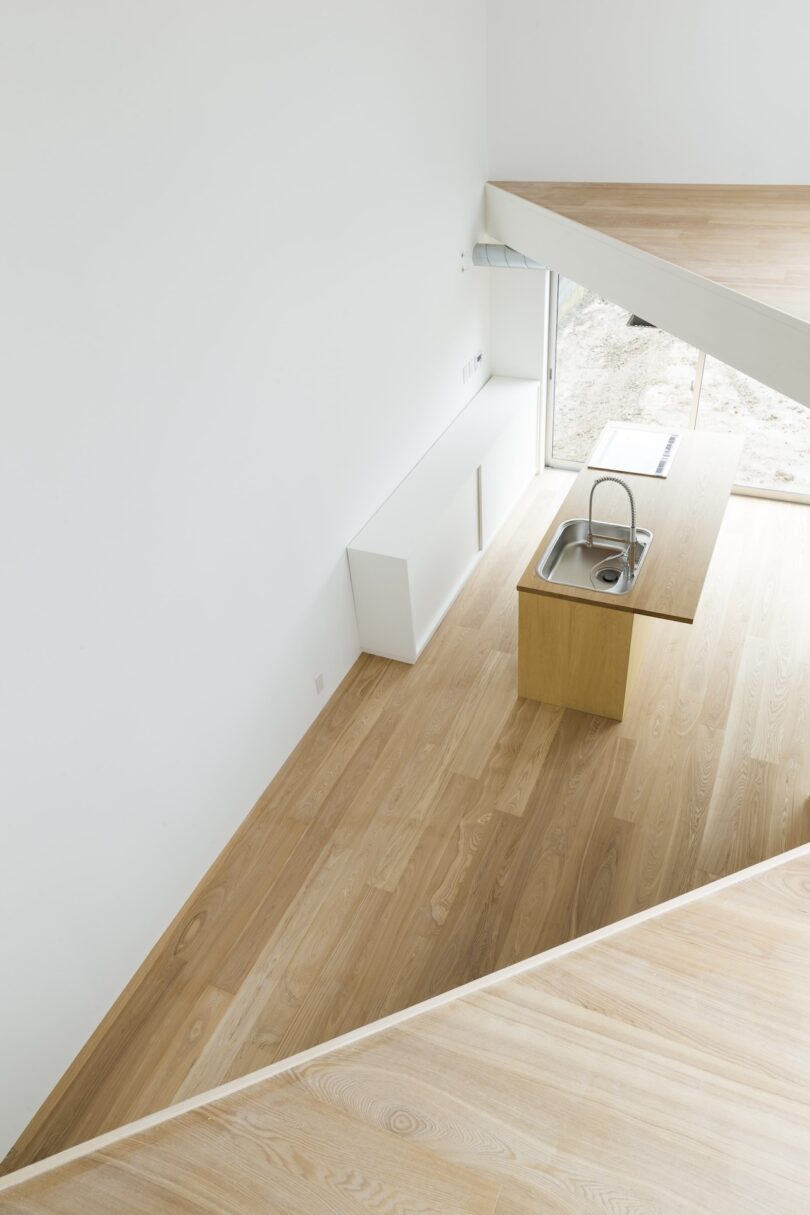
[518,427,743,719]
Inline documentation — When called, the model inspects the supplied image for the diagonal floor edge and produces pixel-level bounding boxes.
[3,836,809,1196]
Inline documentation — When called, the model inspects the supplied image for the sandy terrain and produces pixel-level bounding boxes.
[553,286,810,496]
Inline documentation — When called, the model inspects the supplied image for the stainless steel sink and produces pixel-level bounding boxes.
[536,518,653,595]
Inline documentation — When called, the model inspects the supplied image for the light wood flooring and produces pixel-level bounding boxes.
[4,850,809,1213]
[4,470,810,1174]
[492,182,810,323]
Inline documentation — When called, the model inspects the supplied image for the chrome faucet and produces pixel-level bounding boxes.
[587,476,638,574]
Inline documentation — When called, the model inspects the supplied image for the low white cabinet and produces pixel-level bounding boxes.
[348,376,539,663]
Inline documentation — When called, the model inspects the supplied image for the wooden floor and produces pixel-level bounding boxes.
[4,850,809,1213]
[4,470,810,1174]
[492,182,810,323]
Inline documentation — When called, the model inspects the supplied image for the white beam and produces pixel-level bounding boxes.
[486,184,810,407]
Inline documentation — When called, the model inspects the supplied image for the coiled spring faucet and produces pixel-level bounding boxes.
[587,476,637,574]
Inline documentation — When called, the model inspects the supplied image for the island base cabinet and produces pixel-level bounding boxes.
[517,592,651,720]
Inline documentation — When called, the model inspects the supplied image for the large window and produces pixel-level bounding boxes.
[549,274,810,500]
[552,279,698,463]
[696,355,810,497]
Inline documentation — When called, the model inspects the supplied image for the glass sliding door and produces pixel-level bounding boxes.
[694,356,810,497]
[549,275,700,464]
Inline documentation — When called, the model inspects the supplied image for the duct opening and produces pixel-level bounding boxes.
[472,244,543,270]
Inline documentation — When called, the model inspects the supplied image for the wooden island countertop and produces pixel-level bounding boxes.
[519,428,744,625]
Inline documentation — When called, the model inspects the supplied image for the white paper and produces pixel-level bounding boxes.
[588,424,681,478]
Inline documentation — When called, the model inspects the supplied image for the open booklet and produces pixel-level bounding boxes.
[588,423,681,478]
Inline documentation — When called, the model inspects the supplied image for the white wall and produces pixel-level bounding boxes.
[488,267,549,467]
[0,0,488,1156]
[488,0,810,182]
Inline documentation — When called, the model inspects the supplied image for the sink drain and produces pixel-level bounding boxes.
[596,567,622,585]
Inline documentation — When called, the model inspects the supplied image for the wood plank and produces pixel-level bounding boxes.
[4,471,810,1175]
[496,701,564,816]
[3,853,809,1214]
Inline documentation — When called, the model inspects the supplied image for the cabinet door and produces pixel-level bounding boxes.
[479,402,536,549]
[410,470,479,655]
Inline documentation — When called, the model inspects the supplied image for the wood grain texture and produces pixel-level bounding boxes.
[3,853,810,1214]
[518,428,743,622]
[518,590,637,718]
[4,470,810,1175]
[493,181,810,324]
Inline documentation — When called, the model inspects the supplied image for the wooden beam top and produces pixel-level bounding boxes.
[492,182,810,324]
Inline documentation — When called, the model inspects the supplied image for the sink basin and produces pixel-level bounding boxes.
[536,518,653,595]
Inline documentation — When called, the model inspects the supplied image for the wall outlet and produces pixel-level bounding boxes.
[314,672,324,694]
[462,351,484,384]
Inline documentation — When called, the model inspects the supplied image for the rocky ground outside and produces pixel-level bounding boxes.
[553,285,810,497]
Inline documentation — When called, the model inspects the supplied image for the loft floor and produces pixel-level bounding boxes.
[5,470,810,1173]
[492,182,810,322]
[486,183,810,409]
[4,849,809,1211]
